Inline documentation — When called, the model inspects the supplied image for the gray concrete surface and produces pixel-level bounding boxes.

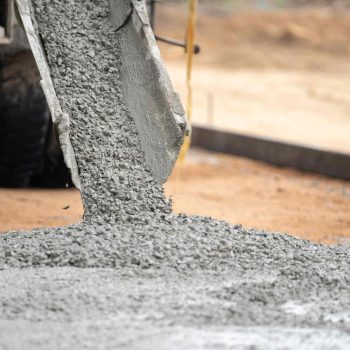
[1,218,350,349]
[1,266,350,350]
[0,0,350,349]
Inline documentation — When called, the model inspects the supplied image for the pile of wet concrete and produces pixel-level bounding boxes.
[0,1,350,349]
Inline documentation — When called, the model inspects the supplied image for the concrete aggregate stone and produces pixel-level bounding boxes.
[0,0,350,349]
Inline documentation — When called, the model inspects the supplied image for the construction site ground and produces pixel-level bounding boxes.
[1,148,350,245]
[1,3,350,245]
[159,4,350,153]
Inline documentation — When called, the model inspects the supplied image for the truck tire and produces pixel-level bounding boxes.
[0,27,72,188]
[0,50,50,187]
[29,125,73,188]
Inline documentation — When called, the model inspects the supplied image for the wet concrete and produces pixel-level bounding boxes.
[0,0,350,349]
[1,266,350,349]
[1,216,350,349]
[29,0,172,223]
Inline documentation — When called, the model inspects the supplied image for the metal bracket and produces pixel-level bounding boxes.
[147,0,200,54]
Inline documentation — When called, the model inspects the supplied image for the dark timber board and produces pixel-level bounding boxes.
[191,125,350,180]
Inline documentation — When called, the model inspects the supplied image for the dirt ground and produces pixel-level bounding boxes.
[168,150,350,245]
[157,5,350,153]
[1,149,350,245]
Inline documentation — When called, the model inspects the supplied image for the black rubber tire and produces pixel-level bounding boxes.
[0,36,72,188]
[29,125,73,188]
[0,50,50,187]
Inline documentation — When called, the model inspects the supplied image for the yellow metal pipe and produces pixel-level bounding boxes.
[178,0,197,163]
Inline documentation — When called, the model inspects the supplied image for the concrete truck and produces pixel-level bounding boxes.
[0,0,188,188]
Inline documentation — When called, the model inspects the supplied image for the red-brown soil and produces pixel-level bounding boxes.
[1,150,350,245]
